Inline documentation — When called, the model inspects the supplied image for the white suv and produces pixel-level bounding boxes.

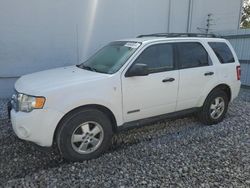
[9,33,241,161]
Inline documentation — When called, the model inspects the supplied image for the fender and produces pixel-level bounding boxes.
[59,98,123,126]
[197,82,232,107]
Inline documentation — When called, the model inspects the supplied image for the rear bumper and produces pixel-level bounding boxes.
[11,108,64,147]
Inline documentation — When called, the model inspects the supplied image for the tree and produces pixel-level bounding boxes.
[241,0,250,28]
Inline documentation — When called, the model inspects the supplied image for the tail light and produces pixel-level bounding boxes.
[236,65,241,81]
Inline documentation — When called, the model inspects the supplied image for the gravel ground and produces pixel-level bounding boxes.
[0,89,250,187]
[0,98,9,120]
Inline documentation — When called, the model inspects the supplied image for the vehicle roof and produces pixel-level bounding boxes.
[117,37,227,44]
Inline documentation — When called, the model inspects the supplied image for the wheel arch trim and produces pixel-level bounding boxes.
[199,83,232,107]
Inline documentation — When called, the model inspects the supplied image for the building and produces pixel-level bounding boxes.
[0,0,243,98]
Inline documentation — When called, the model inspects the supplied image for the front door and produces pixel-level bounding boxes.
[121,43,179,123]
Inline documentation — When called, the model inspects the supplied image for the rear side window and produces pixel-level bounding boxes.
[209,42,235,64]
[176,42,209,69]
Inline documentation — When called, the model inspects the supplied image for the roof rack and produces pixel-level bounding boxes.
[137,33,219,38]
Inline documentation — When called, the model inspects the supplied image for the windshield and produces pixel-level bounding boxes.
[78,41,141,74]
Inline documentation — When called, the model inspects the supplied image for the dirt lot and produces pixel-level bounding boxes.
[0,89,250,187]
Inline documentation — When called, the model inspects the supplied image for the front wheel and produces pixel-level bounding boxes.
[56,108,113,161]
[198,89,229,125]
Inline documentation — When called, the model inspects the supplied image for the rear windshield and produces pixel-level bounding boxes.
[209,42,235,64]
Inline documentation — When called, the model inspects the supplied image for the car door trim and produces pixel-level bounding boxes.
[127,109,140,114]
[117,107,200,132]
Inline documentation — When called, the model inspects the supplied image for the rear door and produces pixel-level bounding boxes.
[176,42,217,111]
[121,42,179,122]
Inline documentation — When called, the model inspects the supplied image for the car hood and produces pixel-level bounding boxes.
[15,66,109,95]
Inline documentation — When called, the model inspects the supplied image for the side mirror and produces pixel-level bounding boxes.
[125,64,149,77]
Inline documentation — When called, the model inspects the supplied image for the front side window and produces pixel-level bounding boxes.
[133,43,174,74]
[209,42,235,64]
[78,41,141,74]
[177,42,209,69]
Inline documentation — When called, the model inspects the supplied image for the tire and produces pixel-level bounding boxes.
[198,89,229,125]
[56,108,113,161]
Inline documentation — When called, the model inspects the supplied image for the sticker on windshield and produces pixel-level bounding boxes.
[124,42,140,49]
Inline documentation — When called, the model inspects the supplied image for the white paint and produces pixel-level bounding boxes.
[121,41,179,122]
[11,37,241,147]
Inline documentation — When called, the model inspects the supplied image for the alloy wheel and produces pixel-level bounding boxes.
[71,121,104,154]
[210,97,225,120]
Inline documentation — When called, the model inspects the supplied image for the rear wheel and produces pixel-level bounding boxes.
[199,89,229,125]
[56,108,113,161]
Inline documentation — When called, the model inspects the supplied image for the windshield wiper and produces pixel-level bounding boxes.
[77,64,97,72]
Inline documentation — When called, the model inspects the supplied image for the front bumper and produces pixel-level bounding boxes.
[11,108,64,147]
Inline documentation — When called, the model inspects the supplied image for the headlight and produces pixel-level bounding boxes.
[13,93,46,112]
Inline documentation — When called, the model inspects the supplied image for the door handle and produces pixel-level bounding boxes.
[204,72,214,76]
[162,78,175,83]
